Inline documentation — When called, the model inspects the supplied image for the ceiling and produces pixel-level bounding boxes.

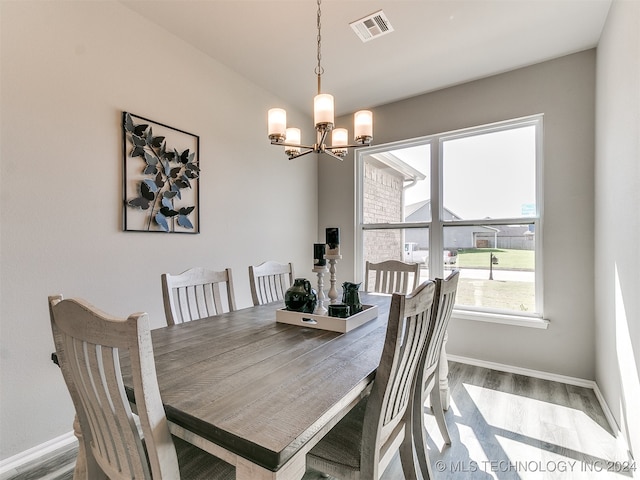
[120,0,611,116]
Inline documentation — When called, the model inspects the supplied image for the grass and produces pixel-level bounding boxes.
[456,248,534,271]
[456,278,535,312]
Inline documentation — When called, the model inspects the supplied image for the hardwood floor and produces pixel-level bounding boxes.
[412,362,634,480]
[2,362,634,480]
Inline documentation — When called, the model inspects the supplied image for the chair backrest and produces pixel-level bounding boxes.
[49,295,179,480]
[364,260,421,294]
[360,280,436,478]
[248,261,294,306]
[412,269,460,478]
[161,267,236,325]
[423,269,460,375]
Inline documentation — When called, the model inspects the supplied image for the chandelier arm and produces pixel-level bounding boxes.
[270,141,316,150]
[321,150,345,162]
[326,142,372,149]
[288,149,316,160]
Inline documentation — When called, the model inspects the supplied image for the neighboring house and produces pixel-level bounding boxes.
[405,200,528,250]
[474,224,535,250]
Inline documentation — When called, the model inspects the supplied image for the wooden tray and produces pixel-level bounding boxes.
[275,304,378,333]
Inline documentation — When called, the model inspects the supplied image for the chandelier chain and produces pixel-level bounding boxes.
[315,0,323,86]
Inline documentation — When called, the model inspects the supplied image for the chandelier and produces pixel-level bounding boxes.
[267,0,373,161]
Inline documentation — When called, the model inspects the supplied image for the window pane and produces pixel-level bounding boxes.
[362,144,430,224]
[448,225,536,313]
[363,227,430,281]
[442,126,536,220]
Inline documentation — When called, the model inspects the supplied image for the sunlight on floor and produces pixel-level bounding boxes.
[423,380,636,479]
[464,383,621,461]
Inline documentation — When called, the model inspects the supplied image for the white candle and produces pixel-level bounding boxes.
[332,128,348,147]
[285,128,301,155]
[314,94,334,126]
[354,110,373,140]
[268,108,286,138]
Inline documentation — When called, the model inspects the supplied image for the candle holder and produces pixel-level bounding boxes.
[312,265,329,315]
[325,254,342,304]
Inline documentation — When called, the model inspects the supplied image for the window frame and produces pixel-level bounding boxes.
[355,114,548,328]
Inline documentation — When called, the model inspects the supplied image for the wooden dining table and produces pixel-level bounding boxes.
[120,292,393,480]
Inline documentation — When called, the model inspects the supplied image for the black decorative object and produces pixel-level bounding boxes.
[341,282,362,314]
[326,227,340,248]
[123,112,200,233]
[285,278,318,313]
[314,243,326,267]
[328,304,350,318]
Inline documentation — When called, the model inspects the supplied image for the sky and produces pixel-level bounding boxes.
[391,125,537,220]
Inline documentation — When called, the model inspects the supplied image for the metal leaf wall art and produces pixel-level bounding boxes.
[122,112,200,233]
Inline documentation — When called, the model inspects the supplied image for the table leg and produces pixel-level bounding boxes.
[235,455,306,480]
[438,331,450,410]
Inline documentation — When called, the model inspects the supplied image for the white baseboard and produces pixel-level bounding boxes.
[447,354,596,388]
[0,431,76,475]
[447,354,623,441]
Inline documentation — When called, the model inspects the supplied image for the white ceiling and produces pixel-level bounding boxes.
[120,0,612,116]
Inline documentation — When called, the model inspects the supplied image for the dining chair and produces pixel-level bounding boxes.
[161,267,236,325]
[306,280,437,480]
[413,269,460,480]
[364,259,421,294]
[48,294,235,480]
[248,260,294,306]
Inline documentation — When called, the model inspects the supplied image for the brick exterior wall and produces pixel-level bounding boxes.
[363,162,404,263]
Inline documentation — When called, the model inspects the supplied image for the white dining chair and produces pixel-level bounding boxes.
[364,259,421,294]
[161,267,236,325]
[48,294,235,479]
[413,269,460,479]
[248,260,294,306]
[306,280,437,479]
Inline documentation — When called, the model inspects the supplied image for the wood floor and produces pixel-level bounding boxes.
[2,362,634,480]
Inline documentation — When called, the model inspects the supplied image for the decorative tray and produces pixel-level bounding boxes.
[275,304,378,333]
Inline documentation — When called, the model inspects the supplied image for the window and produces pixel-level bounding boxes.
[357,115,544,322]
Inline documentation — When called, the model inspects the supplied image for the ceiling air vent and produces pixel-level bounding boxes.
[350,10,394,43]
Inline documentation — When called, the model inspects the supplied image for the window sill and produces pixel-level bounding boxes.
[452,309,549,329]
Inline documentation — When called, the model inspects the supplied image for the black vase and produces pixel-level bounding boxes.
[285,278,318,313]
[342,281,362,314]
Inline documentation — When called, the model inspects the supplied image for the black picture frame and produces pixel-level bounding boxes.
[122,112,200,233]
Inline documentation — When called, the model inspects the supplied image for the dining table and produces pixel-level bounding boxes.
[54,289,452,480]
[121,292,388,479]
[118,291,449,480]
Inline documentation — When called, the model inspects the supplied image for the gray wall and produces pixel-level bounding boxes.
[595,0,640,460]
[320,50,597,380]
[0,1,317,459]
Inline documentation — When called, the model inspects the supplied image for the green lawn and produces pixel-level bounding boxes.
[456,278,535,312]
[456,248,534,271]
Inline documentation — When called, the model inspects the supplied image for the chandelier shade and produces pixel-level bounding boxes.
[267,0,373,160]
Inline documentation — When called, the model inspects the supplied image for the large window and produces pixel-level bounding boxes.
[357,115,543,320]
